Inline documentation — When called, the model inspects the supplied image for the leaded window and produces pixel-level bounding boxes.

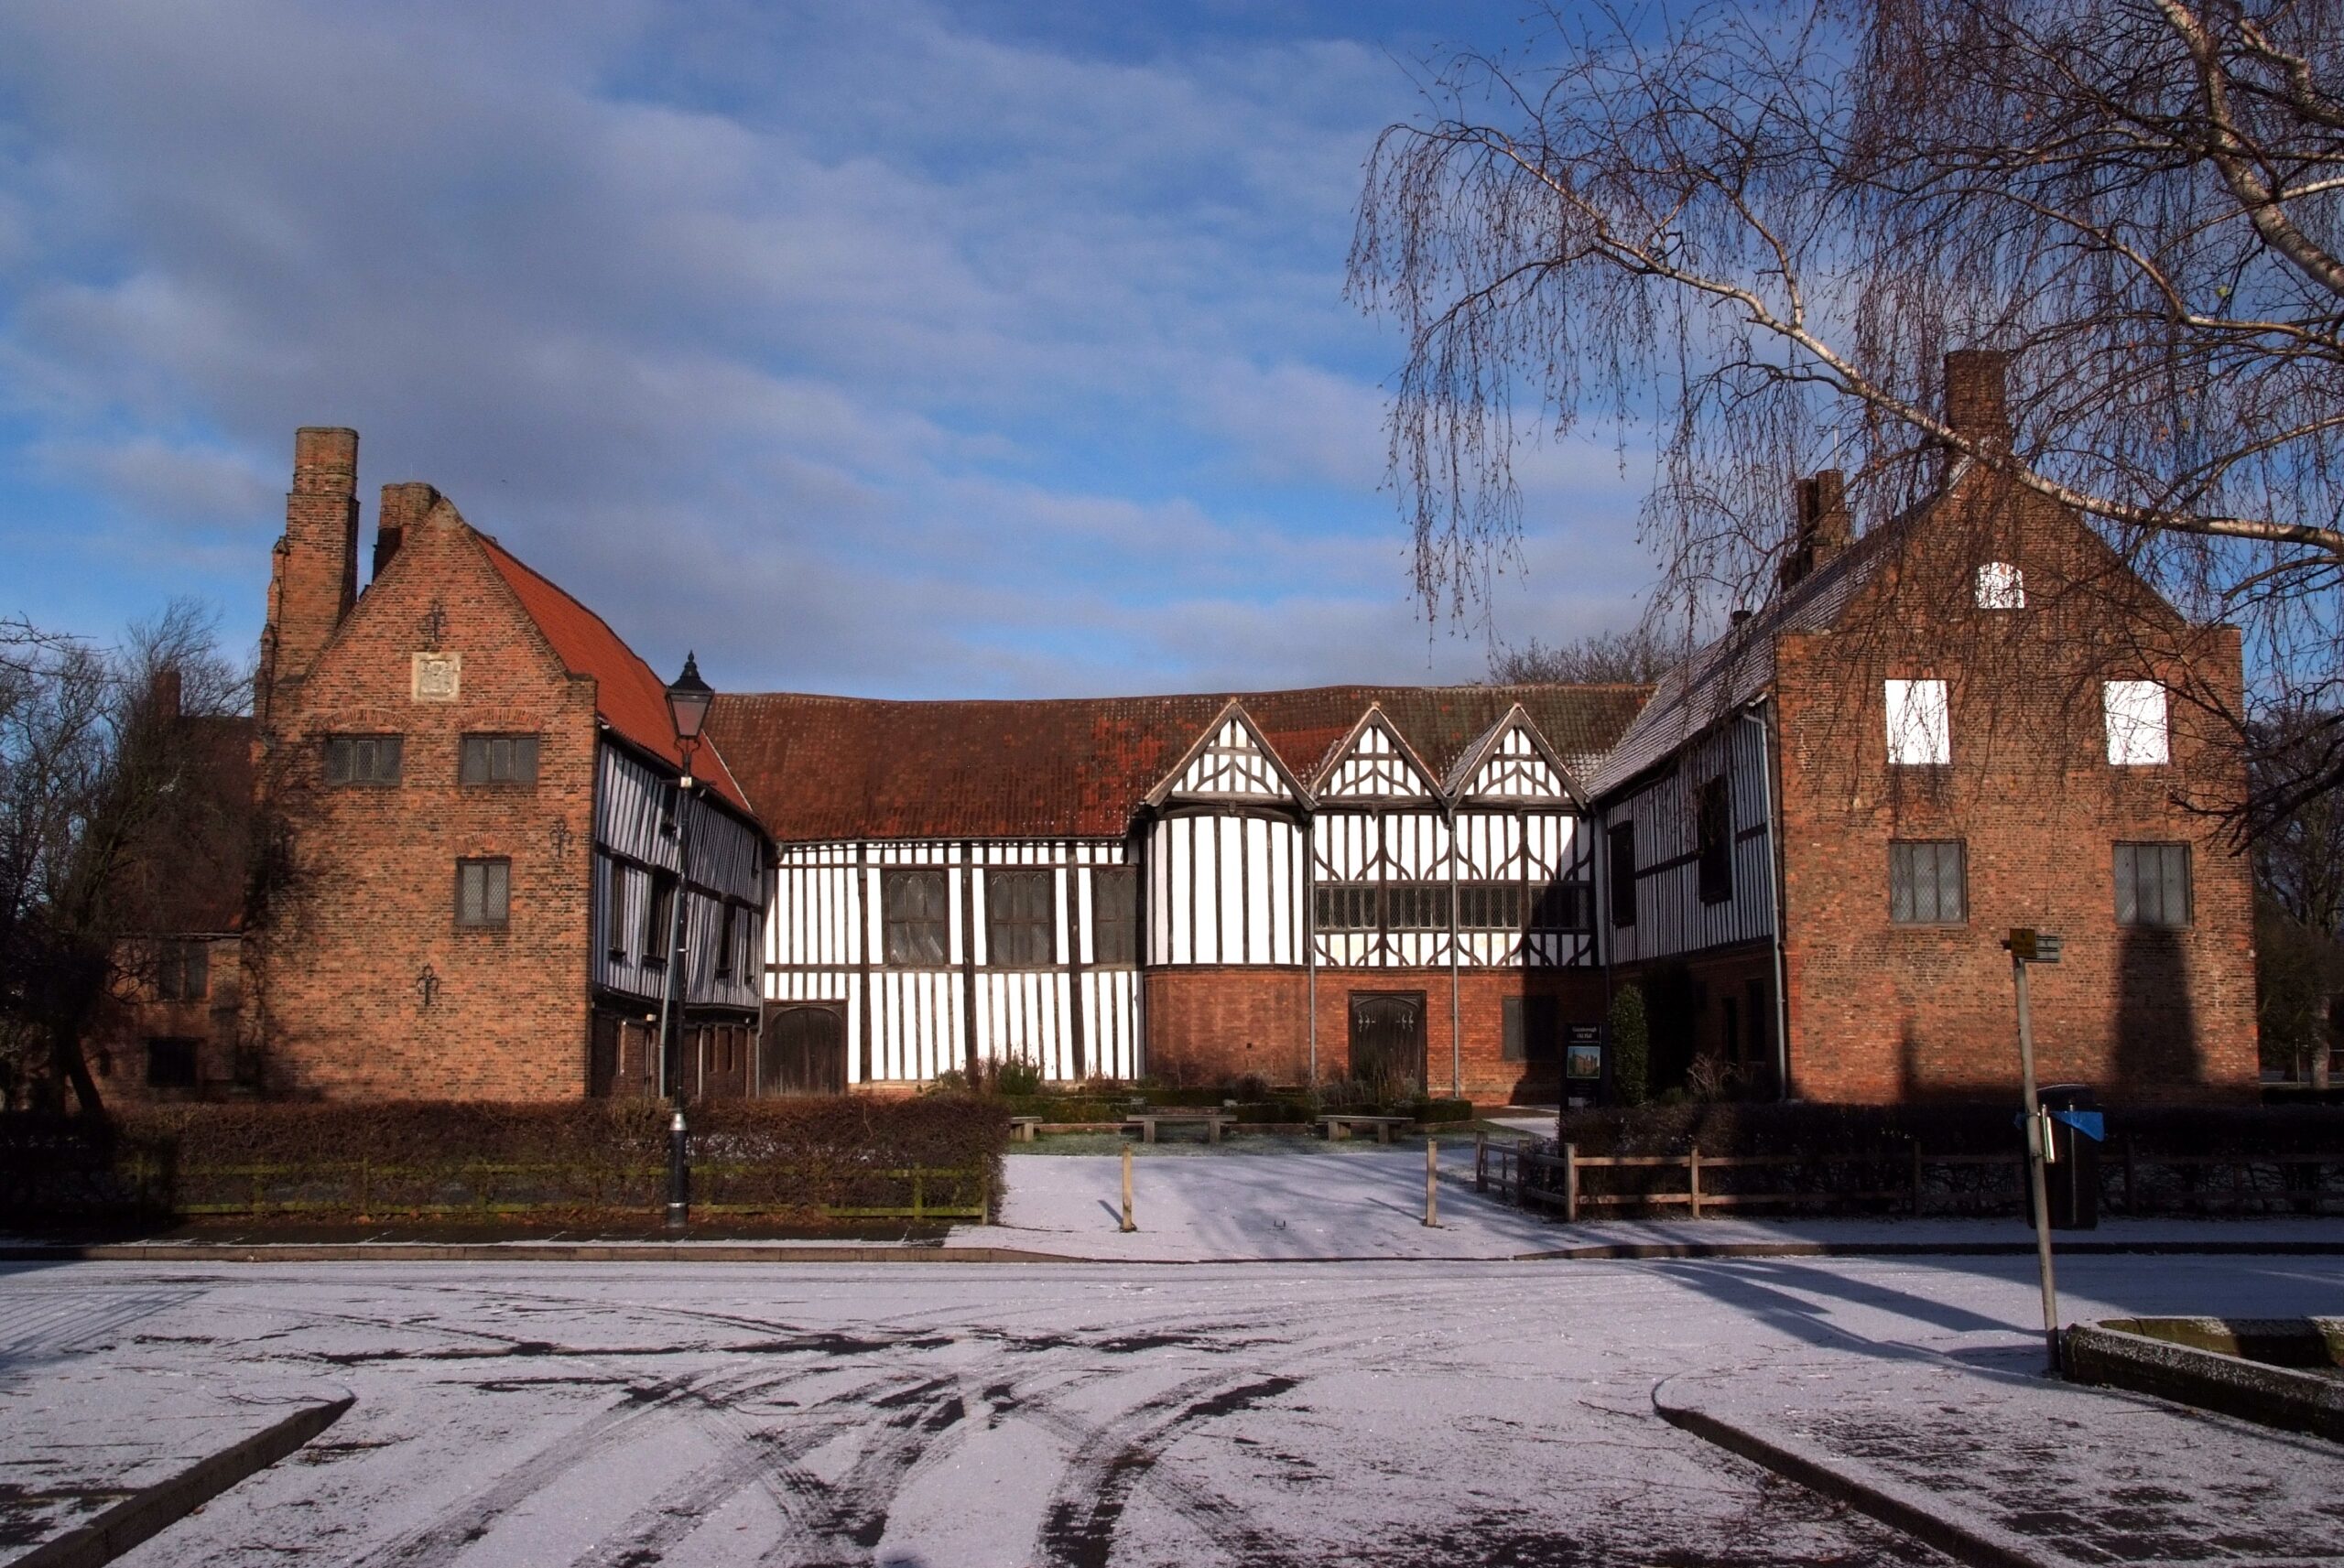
[986,869,1055,967]
[1608,824,1637,927]
[456,858,511,928]
[1091,866,1138,967]
[605,864,630,958]
[1890,840,1967,925]
[883,869,950,966]
[644,871,677,962]
[1697,775,1733,904]
[1315,883,1378,932]
[155,939,210,1001]
[1503,995,1562,1064]
[460,733,539,785]
[324,733,402,786]
[2115,842,2192,927]
[1457,881,1524,930]
[1384,882,1451,931]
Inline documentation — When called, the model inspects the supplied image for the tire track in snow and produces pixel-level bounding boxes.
[349,1361,802,1568]
[1035,1371,1303,1568]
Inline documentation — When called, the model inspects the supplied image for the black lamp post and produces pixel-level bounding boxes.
[657,652,715,1232]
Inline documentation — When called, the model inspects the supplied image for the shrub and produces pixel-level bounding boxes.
[0,1098,1011,1226]
[1608,984,1649,1107]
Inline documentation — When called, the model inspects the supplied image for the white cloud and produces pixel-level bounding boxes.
[0,0,1657,692]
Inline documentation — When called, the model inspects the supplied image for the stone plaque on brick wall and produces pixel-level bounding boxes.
[412,651,461,702]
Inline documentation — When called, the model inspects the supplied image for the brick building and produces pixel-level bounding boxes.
[1587,351,2257,1101]
[226,428,766,1102]
[114,354,2257,1105]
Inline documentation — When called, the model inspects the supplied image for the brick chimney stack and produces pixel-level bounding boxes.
[258,427,359,727]
[1943,348,2011,450]
[1778,468,1850,589]
[373,481,439,582]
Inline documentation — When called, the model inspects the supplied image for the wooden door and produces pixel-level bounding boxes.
[589,1014,621,1098]
[761,1003,847,1096]
[1348,992,1425,1096]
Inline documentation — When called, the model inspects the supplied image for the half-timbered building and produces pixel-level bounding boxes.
[707,685,1646,1102]
[190,386,2259,1108]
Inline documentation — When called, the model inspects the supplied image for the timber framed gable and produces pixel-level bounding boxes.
[1445,705,1587,806]
[1310,704,1440,803]
[1145,699,1311,810]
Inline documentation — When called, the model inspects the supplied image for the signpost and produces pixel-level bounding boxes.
[2004,927,2064,1372]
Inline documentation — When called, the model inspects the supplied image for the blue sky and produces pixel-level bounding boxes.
[0,1,1651,697]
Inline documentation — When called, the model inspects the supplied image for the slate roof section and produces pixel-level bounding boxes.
[476,536,757,820]
[1584,466,1960,799]
[708,683,1653,843]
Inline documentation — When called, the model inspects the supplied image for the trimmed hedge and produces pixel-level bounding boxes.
[0,1098,1010,1226]
[1548,1100,2344,1160]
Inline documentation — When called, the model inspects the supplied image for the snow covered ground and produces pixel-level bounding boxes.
[5,1247,2344,1566]
[977,1144,2344,1261]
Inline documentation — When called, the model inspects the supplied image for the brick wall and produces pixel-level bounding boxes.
[254,483,601,1101]
[1144,964,1609,1103]
[1770,469,2257,1104]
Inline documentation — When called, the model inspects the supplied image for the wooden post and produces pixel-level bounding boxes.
[1688,1145,1703,1220]
[1424,1136,1439,1227]
[1120,1144,1135,1232]
[1563,1141,1579,1224]
[1911,1140,1924,1217]
[1475,1132,1488,1194]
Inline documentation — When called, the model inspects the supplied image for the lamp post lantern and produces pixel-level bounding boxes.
[655,652,715,1233]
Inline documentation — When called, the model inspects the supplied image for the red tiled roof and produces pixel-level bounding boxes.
[477,536,756,819]
[708,684,1652,843]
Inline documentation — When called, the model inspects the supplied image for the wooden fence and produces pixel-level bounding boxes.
[1472,1135,2344,1221]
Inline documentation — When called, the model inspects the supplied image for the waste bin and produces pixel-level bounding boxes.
[2036,1083,2101,1230]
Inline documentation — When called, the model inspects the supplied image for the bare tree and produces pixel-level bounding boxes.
[0,603,246,1113]
[1487,623,1676,685]
[1351,0,2344,814]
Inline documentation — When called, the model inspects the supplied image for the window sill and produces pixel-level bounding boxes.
[1891,921,1970,931]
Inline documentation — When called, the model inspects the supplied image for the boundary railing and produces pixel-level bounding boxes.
[1472,1134,2344,1220]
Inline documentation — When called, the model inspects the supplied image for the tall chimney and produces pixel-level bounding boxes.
[1778,468,1850,589]
[258,427,359,723]
[150,665,182,719]
[374,481,439,582]
[1943,349,2011,449]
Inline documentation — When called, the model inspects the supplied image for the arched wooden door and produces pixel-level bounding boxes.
[761,1002,847,1095]
[1348,991,1425,1095]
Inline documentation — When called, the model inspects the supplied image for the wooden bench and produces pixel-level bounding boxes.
[1318,1113,1414,1144]
[1123,1112,1234,1144]
[1009,1116,1043,1143]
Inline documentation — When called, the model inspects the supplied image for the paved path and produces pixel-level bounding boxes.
[978,1147,2344,1262]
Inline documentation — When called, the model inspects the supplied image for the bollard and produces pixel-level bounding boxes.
[1121,1143,1136,1232]
[1424,1137,1439,1227]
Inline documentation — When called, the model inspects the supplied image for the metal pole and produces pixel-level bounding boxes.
[2014,954,2059,1371]
[1424,1135,1439,1227]
[658,773,694,1232]
[1305,813,1318,1087]
[1742,708,1792,1099]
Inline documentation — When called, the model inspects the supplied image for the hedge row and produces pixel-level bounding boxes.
[996,1092,1476,1124]
[1547,1101,2344,1160]
[0,1098,1010,1225]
